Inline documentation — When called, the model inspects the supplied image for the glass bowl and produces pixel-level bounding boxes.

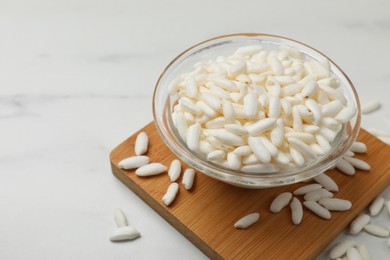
[152,33,361,188]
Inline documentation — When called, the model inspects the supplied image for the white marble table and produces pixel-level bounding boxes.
[1,0,389,259]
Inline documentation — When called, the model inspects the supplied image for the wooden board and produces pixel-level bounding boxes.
[110,122,390,260]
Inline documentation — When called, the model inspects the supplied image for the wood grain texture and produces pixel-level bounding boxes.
[110,122,390,260]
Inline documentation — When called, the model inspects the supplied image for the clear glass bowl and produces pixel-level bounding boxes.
[153,33,361,188]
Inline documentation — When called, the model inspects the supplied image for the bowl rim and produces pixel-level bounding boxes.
[152,33,361,188]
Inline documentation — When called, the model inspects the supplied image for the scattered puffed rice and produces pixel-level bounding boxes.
[293,184,322,195]
[350,214,371,235]
[313,173,339,192]
[270,192,292,213]
[356,244,371,260]
[363,224,389,237]
[329,240,355,259]
[349,142,367,153]
[162,183,179,206]
[369,196,385,216]
[336,158,355,175]
[343,156,371,171]
[118,156,150,170]
[135,163,167,177]
[303,200,331,219]
[361,100,381,114]
[234,213,260,229]
[168,159,181,182]
[182,168,196,190]
[318,198,352,211]
[113,208,128,227]
[290,197,303,225]
[110,226,140,242]
[135,132,149,155]
[304,188,333,201]
[346,247,362,260]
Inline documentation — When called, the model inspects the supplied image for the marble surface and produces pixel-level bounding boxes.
[1,0,389,259]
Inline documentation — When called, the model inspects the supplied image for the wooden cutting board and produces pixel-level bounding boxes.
[109,122,390,259]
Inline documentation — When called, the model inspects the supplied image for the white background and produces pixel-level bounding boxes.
[0,0,389,259]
